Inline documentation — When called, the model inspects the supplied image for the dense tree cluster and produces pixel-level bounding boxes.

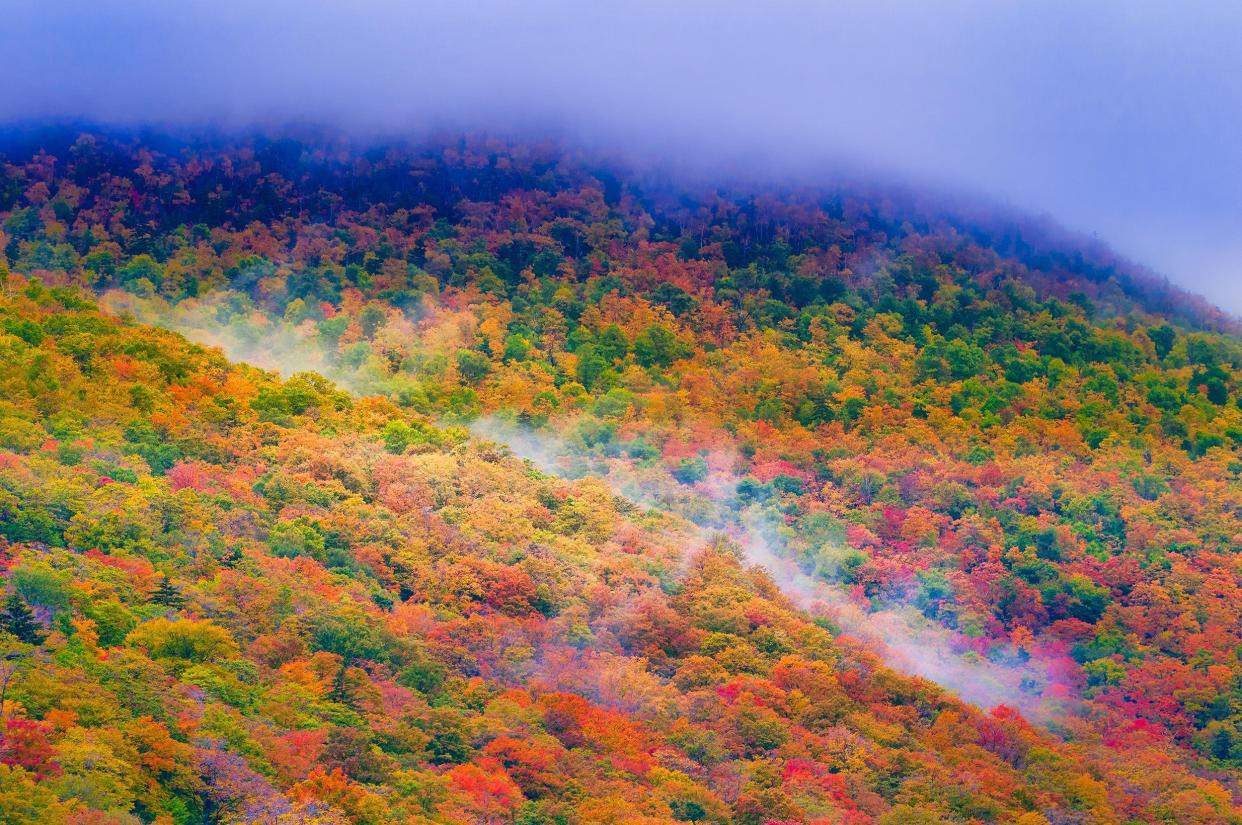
[1,130,1241,823]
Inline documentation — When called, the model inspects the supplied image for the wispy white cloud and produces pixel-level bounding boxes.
[473,417,1075,720]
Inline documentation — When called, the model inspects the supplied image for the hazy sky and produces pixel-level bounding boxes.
[4,0,1242,313]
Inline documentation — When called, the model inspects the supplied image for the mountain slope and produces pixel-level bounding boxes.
[1,130,1242,823]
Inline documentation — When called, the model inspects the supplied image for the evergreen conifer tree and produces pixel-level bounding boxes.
[151,577,186,609]
[0,593,44,645]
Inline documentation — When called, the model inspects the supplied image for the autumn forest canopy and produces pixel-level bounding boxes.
[1,128,1242,825]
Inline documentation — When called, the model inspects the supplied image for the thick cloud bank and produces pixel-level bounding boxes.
[4,0,1241,312]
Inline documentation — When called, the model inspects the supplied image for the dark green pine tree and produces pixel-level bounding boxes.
[151,577,187,609]
[218,545,243,569]
[0,592,44,645]
[1211,725,1236,762]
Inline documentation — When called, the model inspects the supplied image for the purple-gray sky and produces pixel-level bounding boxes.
[4,0,1241,313]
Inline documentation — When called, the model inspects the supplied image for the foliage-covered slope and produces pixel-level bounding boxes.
[2,130,1242,824]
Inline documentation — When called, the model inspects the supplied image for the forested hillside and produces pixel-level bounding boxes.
[2,130,1242,824]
